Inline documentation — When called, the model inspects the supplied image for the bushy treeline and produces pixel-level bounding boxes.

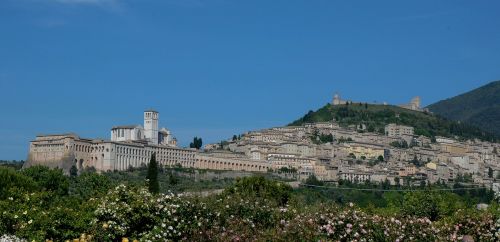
[0,166,499,241]
[289,103,499,142]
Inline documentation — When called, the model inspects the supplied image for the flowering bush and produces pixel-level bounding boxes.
[91,184,214,241]
[0,191,92,241]
[1,172,499,241]
[0,234,26,242]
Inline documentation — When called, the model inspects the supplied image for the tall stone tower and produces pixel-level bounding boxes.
[410,96,421,110]
[144,109,159,145]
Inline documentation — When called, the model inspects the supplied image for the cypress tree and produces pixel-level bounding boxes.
[146,153,159,194]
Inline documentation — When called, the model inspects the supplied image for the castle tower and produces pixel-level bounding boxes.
[332,92,341,105]
[144,109,159,144]
[410,96,421,110]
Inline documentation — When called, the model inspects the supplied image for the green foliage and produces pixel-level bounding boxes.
[70,165,78,177]
[390,140,409,148]
[21,166,69,196]
[289,103,498,142]
[146,153,160,194]
[190,137,203,149]
[399,190,464,220]
[310,129,334,144]
[304,174,324,186]
[1,169,498,241]
[0,160,24,170]
[168,171,178,185]
[222,176,292,206]
[69,171,113,200]
[0,167,37,199]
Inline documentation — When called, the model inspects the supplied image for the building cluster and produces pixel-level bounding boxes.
[26,108,499,190]
[206,120,499,189]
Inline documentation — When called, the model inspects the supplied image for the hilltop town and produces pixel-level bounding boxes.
[25,95,500,192]
[203,94,500,190]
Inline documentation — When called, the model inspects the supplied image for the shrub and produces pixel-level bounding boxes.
[222,176,292,206]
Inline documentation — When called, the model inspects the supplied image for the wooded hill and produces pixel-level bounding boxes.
[427,80,500,137]
[289,102,498,142]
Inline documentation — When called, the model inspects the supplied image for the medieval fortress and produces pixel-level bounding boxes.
[332,93,427,112]
[26,98,499,190]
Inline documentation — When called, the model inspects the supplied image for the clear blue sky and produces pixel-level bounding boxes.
[1,0,499,160]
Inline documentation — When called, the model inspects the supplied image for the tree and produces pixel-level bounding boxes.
[488,167,493,178]
[21,165,69,196]
[190,137,203,149]
[377,155,384,162]
[305,174,324,186]
[394,177,400,187]
[70,165,78,177]
[168,171,178,185]
[222,176,292,206]
[146,153,159,194]
[493,147,498,154]
[232,135,238,141]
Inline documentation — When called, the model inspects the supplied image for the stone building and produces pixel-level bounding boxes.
[25,110,266,174]
[385,124,414,138]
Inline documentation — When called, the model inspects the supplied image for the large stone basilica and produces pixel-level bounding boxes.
[24,110,268,173]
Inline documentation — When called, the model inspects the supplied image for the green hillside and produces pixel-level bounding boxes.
[289,102,498,142]
[427,80,500,137]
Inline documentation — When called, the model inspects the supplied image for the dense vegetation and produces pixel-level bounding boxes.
[0,165,499,241]
[289,102,498,142]
[428,80,500,137]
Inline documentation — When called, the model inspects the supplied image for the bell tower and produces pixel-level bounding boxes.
[144,109,159,144]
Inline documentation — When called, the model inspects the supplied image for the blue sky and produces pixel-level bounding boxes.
[1,0,499,160]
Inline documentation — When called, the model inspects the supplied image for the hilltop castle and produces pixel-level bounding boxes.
[332,93,426,112]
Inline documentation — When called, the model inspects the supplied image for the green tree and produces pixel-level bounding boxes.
[488,167,493,178]
[70,165,78,177]
[305,174,324,186]
[222,176,292,206]
[168,171,178,185]
[232,135,238,141]
[21,166,69,196]
[0,167,37,199]
[190,137,203,149]
[377,155,384,162]
[146,153,159,194]
[394,177,400,187]
[69,171,113,199]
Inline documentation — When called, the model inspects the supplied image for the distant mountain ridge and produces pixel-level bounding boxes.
[427,81,500,137]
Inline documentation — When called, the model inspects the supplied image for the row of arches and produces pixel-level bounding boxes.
[196,158,268,172]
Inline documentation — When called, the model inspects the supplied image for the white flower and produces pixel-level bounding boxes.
[23,211,27,215]
[28,219,33,224]
[168,226,173,230]
[14,215,18,219]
